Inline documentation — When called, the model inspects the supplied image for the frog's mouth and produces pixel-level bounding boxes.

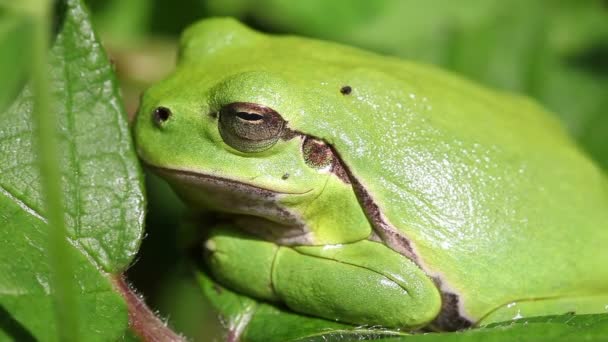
[145,163,315,244]
[149,164,310,193]
[146,164,312,197]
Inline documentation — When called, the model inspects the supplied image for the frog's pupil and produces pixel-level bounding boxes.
[236,111,263,121]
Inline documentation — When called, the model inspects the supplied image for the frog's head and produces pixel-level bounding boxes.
[133,18,372,244]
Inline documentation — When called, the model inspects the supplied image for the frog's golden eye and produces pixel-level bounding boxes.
[152,106,172,127]
[218,102,285,153]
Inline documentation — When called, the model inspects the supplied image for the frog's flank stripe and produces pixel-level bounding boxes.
[286,128,473,330]
[340,155,473,330]
[286,129,418,259]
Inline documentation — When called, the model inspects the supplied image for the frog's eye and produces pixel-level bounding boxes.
[218,102,285,153]
[152,106,172,127]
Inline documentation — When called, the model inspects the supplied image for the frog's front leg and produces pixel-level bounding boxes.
[204,225,442,329]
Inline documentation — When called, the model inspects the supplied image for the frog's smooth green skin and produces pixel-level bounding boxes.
[134,18,608,331]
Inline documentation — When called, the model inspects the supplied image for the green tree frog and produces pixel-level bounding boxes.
[133,18,608,331]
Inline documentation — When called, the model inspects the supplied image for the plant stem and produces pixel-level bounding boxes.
[31,1,81,340]
[113,276,185,342]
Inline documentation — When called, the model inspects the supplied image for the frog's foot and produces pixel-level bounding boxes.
[479,295,608,326]
[204,225,442,329]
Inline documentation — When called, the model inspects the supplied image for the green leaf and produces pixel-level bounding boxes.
[0,202,129,341]
[0,0,144,274]
[0,0,145,339]
[376,314,608,341]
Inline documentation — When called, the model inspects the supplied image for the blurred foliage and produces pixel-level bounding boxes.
[0,12,32,112]
[79,0,608,340]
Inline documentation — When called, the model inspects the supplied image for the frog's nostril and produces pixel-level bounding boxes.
[152,106,172,127]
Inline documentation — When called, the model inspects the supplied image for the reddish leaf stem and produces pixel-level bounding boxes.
[113,275,185,342]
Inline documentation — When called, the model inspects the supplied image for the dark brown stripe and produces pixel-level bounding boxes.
[430,278,473,330]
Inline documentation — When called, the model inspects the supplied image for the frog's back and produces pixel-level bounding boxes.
[286,33,608,321]
[182,18,608,322]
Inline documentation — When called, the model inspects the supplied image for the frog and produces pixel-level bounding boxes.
[133,17,608,331]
